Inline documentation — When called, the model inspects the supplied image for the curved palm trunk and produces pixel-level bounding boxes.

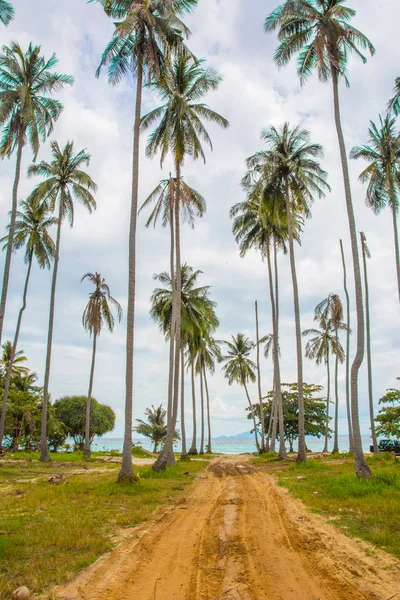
[390,200,400,304]
[267,240,286,459]
[199,364,205,455]
[0,131,24,345]
[83,333,97,459]
[332,330,340,454]
[0,255,33,450]
[118,59,143,482]
[284,178,306,462]
[40,199,64,463]
[255,301,265,453]
[340,239,353,452]
[361,236,379,454]
[180,346,187,458]
[204,366,212,453]
[188,359,197,455]
[323,345,330,453]
[244,380,259,452]
[331,69,371,477]
[153,164,182,470]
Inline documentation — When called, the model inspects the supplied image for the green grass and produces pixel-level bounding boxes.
[0,457,207,599]
[276,454,400,558]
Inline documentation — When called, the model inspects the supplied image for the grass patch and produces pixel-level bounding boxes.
[0,456,207,599]
[276,454,400,558]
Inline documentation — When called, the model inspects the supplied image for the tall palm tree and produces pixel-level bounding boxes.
[249,123,330,462]
[0,0,13,24]
[339,239,353,452]
[254,301,265,451]
[0,199,56,451]
[28,142,97,462]
[221,333,259,452]
[388,78,400,116]
[265,0,374,477]
[195,335,221,454]
[360,232,379,454]
[81,272,122,459]
[0,42,73,345]
[350,115,400,304]
[94,0,197,483]
[142,52,228,470]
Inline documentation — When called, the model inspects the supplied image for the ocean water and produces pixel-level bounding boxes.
[92,434,374,455]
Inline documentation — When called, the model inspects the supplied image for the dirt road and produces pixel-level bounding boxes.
[57,456,400,600]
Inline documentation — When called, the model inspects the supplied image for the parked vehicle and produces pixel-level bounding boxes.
[370,439,400,455]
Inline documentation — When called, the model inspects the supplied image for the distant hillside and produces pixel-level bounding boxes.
[216,431,253,440]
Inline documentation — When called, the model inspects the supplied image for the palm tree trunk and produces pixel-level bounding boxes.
[244,380,259,452]
[340,239,353,452]
[83,333,97,459]
[0,255,33,450]
[332,329,340,454]
[255,300,265,453]
[180,345,187,457]
[361,235,379,454]
[323,345,330,453]
[167,180,176,423]
[269,392,277,452]
[273,238,286,460]
[331,69,371,477]
[199,364,205,454]
[0,130,24,345]
[390,200,400,304]
[118,59,143,482]
[266,240,284,457]
[204,366,212,453]
[40,198,64,462]
[284,177,306,462]
[188,358,197,455]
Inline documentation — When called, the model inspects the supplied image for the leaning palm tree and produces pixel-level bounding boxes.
[388,78,400,116]
[350,115,400,304]
[248,124,330,462]
[94,0,197,483]
[221,334,259,452]
[0,0,14,24]
[28,142,97,462]
[0,42,73,345]
[265,0,374,477]
[360,233,379,454]
[81,272,122,459]
[142,52,228,470]
[0,199,56,451]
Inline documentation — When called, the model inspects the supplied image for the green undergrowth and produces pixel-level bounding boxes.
[0,458,207,599]
[276,453,400,559]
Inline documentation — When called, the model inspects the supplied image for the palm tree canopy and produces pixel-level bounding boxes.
[139,176,206,228]
[0,0,14,25]
[195,334,221,375]
[94,0,196,85]
[221,333,256,387]
[388,78,400,116]
[27,141,97,226]
[1,198,57,268]
[82,272,123,337]
[0,42,74,158]
[141,53,229,167]
[303,319,345,365]
[265,0,375,85]
[315,293,344,330]
[151,264,219,340]
[0,340,29,376]
[350,114,400,216]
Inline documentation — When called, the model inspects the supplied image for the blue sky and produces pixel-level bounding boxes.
[0,0,399,441]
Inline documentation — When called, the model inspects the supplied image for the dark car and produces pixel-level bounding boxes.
[370,439,400,455]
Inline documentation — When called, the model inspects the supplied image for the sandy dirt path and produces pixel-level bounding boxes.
[56,456,400,600]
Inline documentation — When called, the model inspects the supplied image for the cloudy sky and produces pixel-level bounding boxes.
[0,0,399,443]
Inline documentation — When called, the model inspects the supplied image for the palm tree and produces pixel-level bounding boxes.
[142,52,228,470]
[94,0,197,483]
[350,115,400,304]
[0,341,28,377]
[221,334,259,452]
[81,272,122,459]
[0,42,73,345]
[0,199,56,451]
[254,301,265,451]
[134,405,168,454]
[28,142,97,462]
[388,78,400,116]
[195,335,221,454]
[265,0,374,477]
[360,232,379,454]
[0,0,14,24]
[248,124,330,462]
[339,239,353,452]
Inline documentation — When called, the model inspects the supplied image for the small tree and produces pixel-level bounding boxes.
[375,379,400,440]
[54,396,115,450]
[134,405,179,454]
